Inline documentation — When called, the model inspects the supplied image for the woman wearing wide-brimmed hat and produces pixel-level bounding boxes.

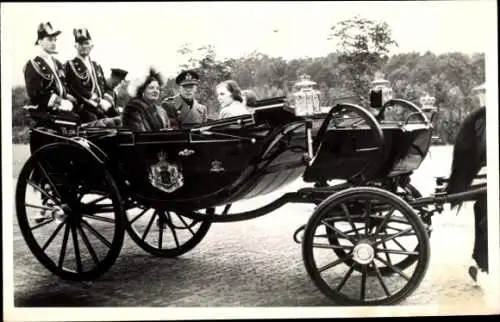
[122,68,173,132]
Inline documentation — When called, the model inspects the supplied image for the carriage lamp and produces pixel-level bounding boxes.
[291,74,321,116]
[472,83,486,107]
[419,94,437,122]
[369,78,393,108]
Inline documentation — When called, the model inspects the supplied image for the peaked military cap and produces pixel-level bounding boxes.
[35,22,61,45]
[73,28,92,43]
[175,70,200,86]
[111,68,128,80]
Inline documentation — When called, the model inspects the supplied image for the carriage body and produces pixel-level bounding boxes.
[18,97,442,306]
[27,97,433,212]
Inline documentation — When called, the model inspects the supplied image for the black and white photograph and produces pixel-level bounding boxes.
[2,1,499,320]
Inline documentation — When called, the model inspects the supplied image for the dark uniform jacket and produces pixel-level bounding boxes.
[122,97,172,132]
[65,56,118,121]
[161,95,207,128]
[23,55,69,113]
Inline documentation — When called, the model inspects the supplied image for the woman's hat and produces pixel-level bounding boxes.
[127,67,164,97]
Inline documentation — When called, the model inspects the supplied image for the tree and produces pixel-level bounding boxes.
[329,16,398,98]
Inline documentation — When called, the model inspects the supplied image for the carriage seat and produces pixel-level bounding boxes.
[80,115,123,129]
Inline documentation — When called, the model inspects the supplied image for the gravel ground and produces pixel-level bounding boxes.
[5,144,499,319]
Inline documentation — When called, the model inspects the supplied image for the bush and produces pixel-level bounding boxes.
[12,126,31,144]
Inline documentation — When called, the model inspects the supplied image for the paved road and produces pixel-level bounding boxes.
[6,145,497,316]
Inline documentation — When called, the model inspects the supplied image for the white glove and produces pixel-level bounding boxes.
[59,99,74,112]
[100,99,112,111]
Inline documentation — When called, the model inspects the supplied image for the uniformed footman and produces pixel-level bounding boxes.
[108,68,128,113]
[161,70,208,128]
[64,28,117,122]
[24,22,78,223]
[23,22,76,121]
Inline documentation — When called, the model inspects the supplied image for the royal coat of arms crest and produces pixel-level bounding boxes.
[149,151,184,193]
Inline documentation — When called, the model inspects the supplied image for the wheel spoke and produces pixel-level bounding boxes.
[364,200,372,236]
[37,163,62,201]
[173,212,196,236]
[376,248,419,256]
[371,262,391,297]
[360,265,367,301]
[392,237,409,251]
[385,224,404,232]
[78,223,99,265]
[158,219,163,250]
[340,203,359,239]
[166,212,180,248]
[375,255,410,281]
[25,203,57,212]
[27,179,59,205]
[83,195,109,206]
[71,223,83,273]
[321,220,355,244]
[318,253,353,273]
[373,208,396,235]
[129,208,148,225]
[58,222,71,270]
[81,219,112,248]
[41,219,67,251]
[381,241,393,266]
[81,205,115,214]
[381,227,393,266]
[82,214,115,224]
[375,227,415,246]
[336,264,355,292]
[312,243,354,250]
[141,211,157,241]
[30,217,55,230]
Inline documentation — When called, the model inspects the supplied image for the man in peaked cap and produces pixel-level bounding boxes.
[64,27,119,122]
[161,69,208,128]
[107,68,128,113]
[24,22,77,121]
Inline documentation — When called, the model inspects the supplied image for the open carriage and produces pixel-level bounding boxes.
[15,84,486,306]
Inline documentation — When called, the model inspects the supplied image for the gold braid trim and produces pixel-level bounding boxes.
[69,58,91,81]
[29,58,53,81]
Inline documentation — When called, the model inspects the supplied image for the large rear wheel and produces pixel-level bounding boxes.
[16,143,126,281]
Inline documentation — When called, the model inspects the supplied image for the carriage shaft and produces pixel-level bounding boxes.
[410,186,486,208]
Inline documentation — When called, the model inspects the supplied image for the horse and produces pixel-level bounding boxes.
[445,105,488,280]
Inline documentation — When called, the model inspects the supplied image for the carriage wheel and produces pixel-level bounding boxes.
[326,183,428,276]
[302,187,429,306]
[15,143,126,281]
[126,206,212,257]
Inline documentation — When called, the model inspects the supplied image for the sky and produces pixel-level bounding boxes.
[1,1,497,86]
